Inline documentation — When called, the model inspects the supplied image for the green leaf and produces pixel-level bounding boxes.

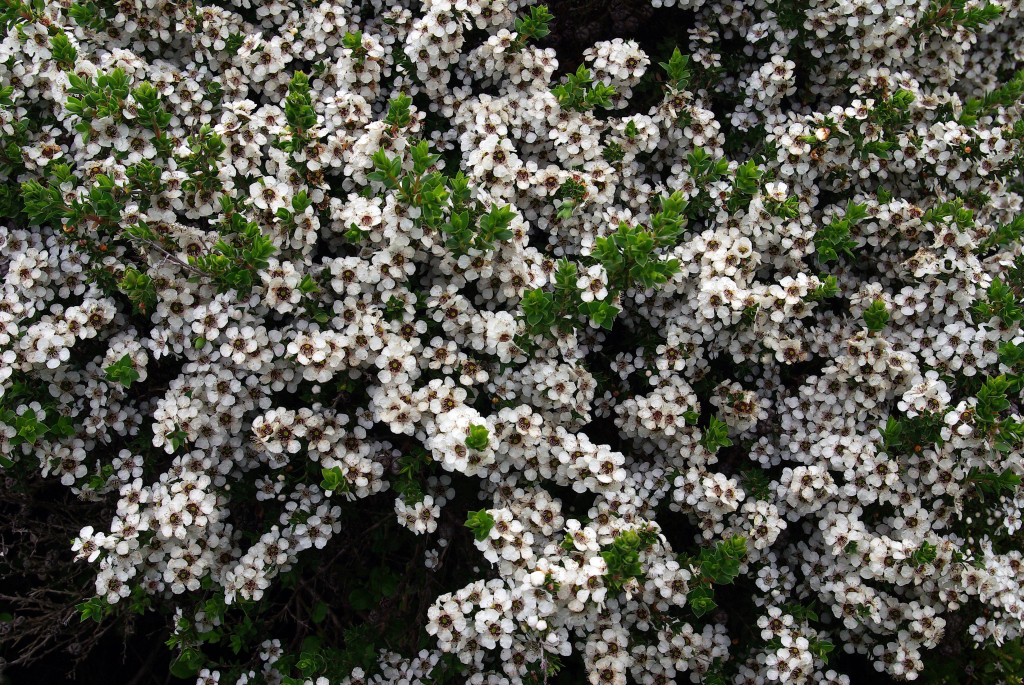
[379,570,399,597]
[465,424,490,451]
[51,31,79,68]
[688,586,717,617]
[465,509,495,542]
[700,416,733,452]
[103,354,140,389]
[862,300,890,333]
[804,275,839,301]
[384,93,412,128]
[659,48,692,91]
[77,597,109,624]
[321,466,351,493]
[908,542,938,567]
[169,648,205,678]
[348,588,375,611]
[810,639,835,664]
[512,5,552,49]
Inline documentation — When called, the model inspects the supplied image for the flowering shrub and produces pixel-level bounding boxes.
[0,0,1024,683]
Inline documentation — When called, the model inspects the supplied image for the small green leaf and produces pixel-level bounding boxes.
[862,300,890,333]
[465,509,495,542]
[348,588,375,611]
[465,424,490,451]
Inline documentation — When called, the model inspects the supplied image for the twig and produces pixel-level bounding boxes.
[126,644,162,685]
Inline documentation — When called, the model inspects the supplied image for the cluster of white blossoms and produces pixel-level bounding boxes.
[2,0,1024,681]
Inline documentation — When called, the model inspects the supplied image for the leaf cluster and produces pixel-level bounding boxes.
[103,354,140,389]
[600,527,661,591]
[680,535,747,618]
[465,509,495,542]
[551,65,617,112]
[815,201,866,264]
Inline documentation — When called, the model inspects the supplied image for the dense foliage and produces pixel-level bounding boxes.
[0,0,1023,683]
